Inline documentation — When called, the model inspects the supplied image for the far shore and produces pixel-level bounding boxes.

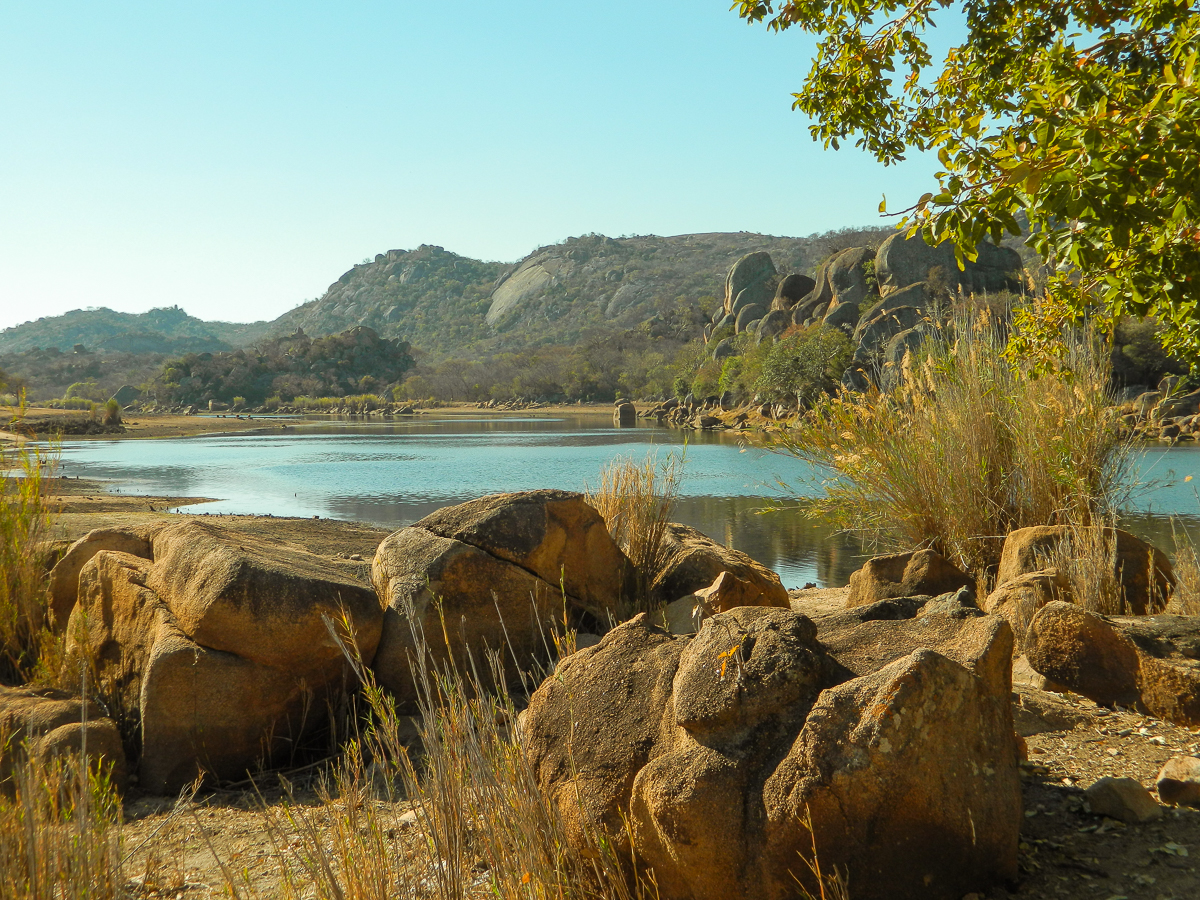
[2,401,623,442]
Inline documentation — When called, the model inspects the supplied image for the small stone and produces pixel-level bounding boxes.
[1085,776,1163,823]
[1156,756,1200,807]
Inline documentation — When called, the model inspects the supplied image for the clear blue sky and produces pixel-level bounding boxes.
[0,1,943,331]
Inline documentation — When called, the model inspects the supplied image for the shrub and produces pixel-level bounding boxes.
[0,441,61,684]
[586,452,683,615]
[756,325,853,406]
[102,400,121,426]
[773,317,1132,573]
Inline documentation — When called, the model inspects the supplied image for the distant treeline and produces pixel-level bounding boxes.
[146,326,415,407]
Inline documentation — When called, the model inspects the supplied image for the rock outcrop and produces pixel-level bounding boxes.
[54,521,381,793]
[874,231,1024,296]
[523,602,1020,900]
[1024,602,1200,726]
[371,491,631,701]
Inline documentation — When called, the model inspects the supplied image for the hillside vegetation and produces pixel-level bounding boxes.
[148,326,415,408]
[0,305,270,355]
[266,229,897,355]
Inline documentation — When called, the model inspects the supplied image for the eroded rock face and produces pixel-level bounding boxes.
[0,684,126,792]
[371,490,631,701]
[523,604,1021,900]
[1025,602,1200,726]
[846,549,973,608]
[47,526,156,629]
[984,569,1071,645]
[60,521,381,793]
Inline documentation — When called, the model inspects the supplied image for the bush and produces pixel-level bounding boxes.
[756,325,852,405]
[0,441,61,684]
[102,399,121,426]
[772,318,1131,573]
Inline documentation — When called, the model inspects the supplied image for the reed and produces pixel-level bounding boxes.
[0,438,62,685]
[586,451,683,613]
[0,753,124,900]
[774,316,1132,574]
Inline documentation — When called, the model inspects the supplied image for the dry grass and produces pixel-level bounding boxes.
[0,439,63,686]
[586,451,683,614]
[250,609,653,900]
[774,317,1132,574]
[0,753,124,900]
[1036,522,1126,616]
[1169,520,1200,615]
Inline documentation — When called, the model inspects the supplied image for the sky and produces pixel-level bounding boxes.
[0,1,946,331]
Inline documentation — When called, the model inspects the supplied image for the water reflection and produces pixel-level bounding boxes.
[54,415,1200,591]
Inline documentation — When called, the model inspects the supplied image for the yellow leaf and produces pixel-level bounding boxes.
[1186,475,1193,482]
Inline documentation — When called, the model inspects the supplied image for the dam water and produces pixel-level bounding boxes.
[55,413,1200,590]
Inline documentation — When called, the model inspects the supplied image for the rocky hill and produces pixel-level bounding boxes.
[0,306,271,356]
[266,229,897,354]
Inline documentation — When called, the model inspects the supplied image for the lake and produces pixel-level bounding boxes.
[55,413,1200,590]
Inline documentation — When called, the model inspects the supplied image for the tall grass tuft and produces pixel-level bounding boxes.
[1169,520,1200,615]
[257,610,651,900]
[0,439,62,685]
[0,754,124,900]
[774,317,1132,573]
[586,451,683,613]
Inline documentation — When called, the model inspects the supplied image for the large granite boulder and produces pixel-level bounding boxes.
[651,522,788,609]
[771,273,816,311]
[58,521,382,793]
[0,684,126,792]
[47,526,156,629]
[371,491,630,701]
[875,232,1024,296]
[523,602,1020,900]
[996,525,1174,615]
[1025,602,1200,725]
[846,549,973,608]
[724,252,776,318]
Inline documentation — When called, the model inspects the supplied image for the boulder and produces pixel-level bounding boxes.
[821,299,861,331]
[0,684,126,792]
[712,337,736,360]
[846,549,973,608]
[853,282,932,340]
[651,522,788,609]
[614,403,637,427]
[735,303,767,333]
[1085,776,1162,823]
[372,491,630,701]
[852,306,926,365]
[983,569,1071,644]
[826,246,876,310]
[661,570,789,635]
[724,252,776,317]
[61,521,381,793]
[48,526,155,629]
[756,308,791,340]
[1156,756,1200,808]
[524,603,1020,900]
[1156,388,1200,419]
[1025,602,1200,725]
[875,232,1023,296]
[771,273,816,311]
[996,525,1174,615]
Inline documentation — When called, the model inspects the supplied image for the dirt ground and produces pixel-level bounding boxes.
[25,447,1200,898]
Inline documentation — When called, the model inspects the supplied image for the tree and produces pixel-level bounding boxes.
[734,1,1200,356]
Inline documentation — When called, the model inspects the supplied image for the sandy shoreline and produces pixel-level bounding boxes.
[3,402,622,442]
